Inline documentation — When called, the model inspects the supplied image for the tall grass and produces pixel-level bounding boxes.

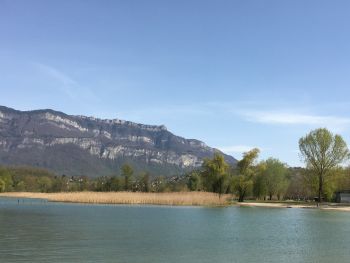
[0,192,231,206]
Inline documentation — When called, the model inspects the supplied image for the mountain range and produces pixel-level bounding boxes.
[0,106,236,177]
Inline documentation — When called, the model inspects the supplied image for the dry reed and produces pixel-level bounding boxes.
[0,191,231,206]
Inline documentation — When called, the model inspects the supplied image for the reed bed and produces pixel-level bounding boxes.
[0,191,231,206]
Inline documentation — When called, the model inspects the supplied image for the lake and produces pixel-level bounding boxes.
[1,197,350,263]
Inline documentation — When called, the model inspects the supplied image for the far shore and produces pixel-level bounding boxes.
[1,192,350,211]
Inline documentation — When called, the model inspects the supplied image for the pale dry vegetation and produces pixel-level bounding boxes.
[0,191,231,206]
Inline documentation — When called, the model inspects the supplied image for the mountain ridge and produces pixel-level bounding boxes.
[0,106,236,177]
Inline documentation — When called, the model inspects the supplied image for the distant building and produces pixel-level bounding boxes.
[335,191,350,203]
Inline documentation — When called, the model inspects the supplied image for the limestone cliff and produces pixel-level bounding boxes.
[0,106,236,176]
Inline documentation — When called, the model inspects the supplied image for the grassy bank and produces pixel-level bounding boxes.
[0,191,231,206]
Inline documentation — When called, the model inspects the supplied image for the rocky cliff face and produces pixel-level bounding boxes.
[0,106,236,176]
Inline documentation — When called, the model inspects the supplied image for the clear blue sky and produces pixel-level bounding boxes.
[1,0,350,166]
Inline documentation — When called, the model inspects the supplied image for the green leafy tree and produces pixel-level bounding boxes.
[110,176,123,191]
[0,168,13,192]
[37,176,53,192]
[299,128,350,203]
[233,148,260,202]
[94,176,108,191]
[253,162,267,200]
[332,167,350,195]
[15,181,26,192]
[263,158,289,200]
[121,164,134,191]
[51,177,64,192]
[201,153,229,197]
[188,171,202,191]
[0,179,5,192]
[285,168,310,201]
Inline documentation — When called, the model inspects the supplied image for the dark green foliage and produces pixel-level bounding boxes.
[187,171,202,191]
[110,176,123,191]
[121,164,134,191]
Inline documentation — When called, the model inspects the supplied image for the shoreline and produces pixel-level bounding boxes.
[237,202,350,211]
[1,192,350,211]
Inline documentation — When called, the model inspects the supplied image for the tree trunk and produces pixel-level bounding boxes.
[318,174,323,205]
[238,190,245,202]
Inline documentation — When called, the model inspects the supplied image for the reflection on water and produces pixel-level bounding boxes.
[1,197,350,263]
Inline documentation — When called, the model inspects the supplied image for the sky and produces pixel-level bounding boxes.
[1,0,350,166]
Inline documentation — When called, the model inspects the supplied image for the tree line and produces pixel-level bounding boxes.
[0,165,189,194]
[187,150,292,201]
[1,128,350,203]
[187,128,350,202]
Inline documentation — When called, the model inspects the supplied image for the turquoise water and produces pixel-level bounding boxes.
[1,198,350,263]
